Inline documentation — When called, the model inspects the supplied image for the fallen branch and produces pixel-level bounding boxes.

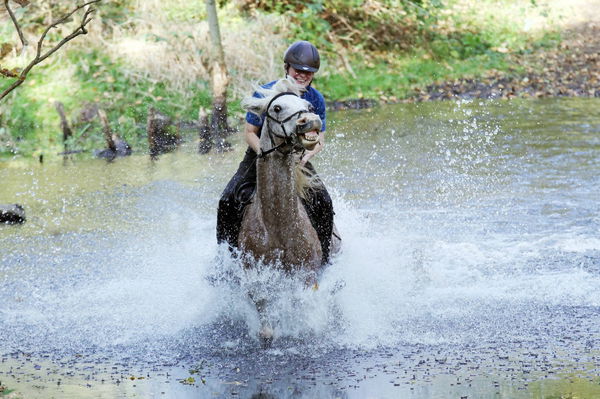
[0,0,101,102]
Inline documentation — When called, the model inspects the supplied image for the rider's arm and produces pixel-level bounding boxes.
[244,123,261,155]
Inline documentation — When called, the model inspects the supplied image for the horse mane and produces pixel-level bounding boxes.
[241,77,305,116]
[295,163,323,199]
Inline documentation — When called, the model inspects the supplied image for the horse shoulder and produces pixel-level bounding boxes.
[239,203,268,251]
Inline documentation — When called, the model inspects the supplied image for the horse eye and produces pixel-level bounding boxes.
[308,104,315,112]
[273,105,282,113]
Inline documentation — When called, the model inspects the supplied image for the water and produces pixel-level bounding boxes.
[1,98,600,398]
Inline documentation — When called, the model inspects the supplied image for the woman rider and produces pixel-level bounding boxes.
[217,40,334,264]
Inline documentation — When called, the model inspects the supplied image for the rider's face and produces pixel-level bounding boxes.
[287,66,314,88]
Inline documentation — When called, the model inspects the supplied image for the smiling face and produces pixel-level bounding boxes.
[286,65,315,88]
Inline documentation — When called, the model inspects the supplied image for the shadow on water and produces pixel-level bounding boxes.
[1,98,600,398]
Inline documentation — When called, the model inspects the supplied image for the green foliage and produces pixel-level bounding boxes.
[0,0,572,158]
[429,31,493,60]
[1,49,216,157]
[318,49,512,102]
[240,0,444,53]
[99,0,136,24]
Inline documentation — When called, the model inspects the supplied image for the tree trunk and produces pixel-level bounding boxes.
[147,107,178,158]
[198,107,211,154]
[205,0,231,152]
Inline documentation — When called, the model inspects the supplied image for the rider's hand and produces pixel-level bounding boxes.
[300,129,321,166]
[300,152,312,166]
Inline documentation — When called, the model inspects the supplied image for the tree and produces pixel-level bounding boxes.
[0,0,100,102]
[203,0,232,152]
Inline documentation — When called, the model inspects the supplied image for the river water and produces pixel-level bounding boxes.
[1,98,599,398]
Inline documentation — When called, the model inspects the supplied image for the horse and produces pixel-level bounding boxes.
[238,77,341,344]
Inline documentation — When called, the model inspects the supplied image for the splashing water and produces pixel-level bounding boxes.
[1,99,600,397]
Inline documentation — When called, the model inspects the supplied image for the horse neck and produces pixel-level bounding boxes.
[256,126,299,221]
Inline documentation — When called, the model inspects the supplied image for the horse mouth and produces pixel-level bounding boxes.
[300,131,319,150]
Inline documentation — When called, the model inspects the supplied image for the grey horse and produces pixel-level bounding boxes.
[239,78,341,343]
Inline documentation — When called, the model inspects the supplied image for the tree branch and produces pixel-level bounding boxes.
[0,0,101,102]
[4,0,28,49]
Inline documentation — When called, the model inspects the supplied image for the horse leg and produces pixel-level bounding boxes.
[251,296,274,348]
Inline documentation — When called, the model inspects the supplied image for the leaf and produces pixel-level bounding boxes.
[0,43,14,59]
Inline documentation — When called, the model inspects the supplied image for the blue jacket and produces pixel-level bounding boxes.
[245,80,326,133]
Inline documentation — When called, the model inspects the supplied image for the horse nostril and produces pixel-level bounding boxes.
[297,120,315,132]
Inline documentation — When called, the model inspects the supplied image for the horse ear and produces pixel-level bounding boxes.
[275,77,304,95]
[241,95,266,116]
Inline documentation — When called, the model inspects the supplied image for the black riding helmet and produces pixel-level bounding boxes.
[284,41,320,73]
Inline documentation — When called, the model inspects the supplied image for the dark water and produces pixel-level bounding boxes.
[1,98,600,398]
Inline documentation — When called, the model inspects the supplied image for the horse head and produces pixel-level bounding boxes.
[242,78,323,153]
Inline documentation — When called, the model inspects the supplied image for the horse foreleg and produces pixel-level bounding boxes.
[251,296,274,348]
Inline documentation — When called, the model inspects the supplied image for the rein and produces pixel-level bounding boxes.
[260,92,308,158]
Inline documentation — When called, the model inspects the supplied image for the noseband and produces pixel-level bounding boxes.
[260,92,309,158]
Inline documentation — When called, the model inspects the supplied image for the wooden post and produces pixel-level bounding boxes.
[55,101,73,154]
[147,107,178,158]
[97,109,116,152]
[95,108,131,159]
[198,107,211,154]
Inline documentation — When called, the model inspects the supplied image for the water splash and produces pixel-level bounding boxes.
[1,99,600,367]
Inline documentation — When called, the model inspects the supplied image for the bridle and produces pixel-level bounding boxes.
[260,92,310,158]
[235,92,312,205]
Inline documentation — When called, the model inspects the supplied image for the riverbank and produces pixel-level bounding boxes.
[328,0,600,110]
[1,0,599,156]
[407,20,600,103]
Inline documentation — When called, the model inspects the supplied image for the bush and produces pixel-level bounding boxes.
[237,0,445,53]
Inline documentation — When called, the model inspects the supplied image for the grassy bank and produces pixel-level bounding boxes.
[0,0,571,158]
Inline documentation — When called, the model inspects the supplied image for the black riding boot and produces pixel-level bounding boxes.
[216,148,257,249]
[302,162,335,264]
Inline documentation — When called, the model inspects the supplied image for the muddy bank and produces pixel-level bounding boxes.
[411,22,600,102]
[329,21,600,110]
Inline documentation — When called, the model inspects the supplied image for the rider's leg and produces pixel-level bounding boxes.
[302,162,335,264]
[216,148,257,248]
